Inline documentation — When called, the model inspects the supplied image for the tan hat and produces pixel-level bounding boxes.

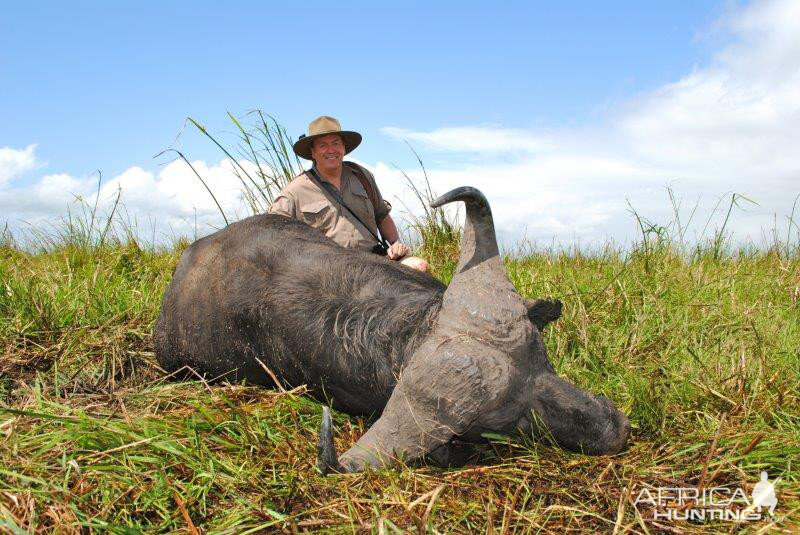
[293,116,362,160]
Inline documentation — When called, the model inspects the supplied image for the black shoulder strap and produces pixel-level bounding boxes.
[306,168,388,248]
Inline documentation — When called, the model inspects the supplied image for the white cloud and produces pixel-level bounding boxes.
[379,0,800,249]
[381,126,553,154]
[355,157,660,248]
[0,144,39,188]
[2,0,799,251]
[0,159,252,243]
[616,1,800,179]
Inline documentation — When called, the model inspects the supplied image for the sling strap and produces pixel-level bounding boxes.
[306,167,390,252]
[343,161,390,219]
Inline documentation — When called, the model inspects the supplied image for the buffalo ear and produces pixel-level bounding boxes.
[525,299,562,331]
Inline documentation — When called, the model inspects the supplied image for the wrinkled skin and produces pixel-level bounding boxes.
[155,187,630,473]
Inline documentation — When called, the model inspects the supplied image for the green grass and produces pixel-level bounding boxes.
[1,112,798,532]
[1,232,798,533]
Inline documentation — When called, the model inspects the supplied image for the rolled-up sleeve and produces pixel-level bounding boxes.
[364,168,391,223]
[268,194,296,218]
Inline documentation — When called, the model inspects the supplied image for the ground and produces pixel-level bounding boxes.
[0,237,798,533]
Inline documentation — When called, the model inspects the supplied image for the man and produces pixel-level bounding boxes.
[269,116,429,272]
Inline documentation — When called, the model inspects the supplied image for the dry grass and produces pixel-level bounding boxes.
[1,113,798,532]
[1,232,798,533]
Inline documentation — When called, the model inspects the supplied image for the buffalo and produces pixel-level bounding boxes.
[155,187,630,473]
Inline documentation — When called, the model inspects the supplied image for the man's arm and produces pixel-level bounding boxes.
[378,214,400,243]
[378,214,410,260]
[354,164,409,261]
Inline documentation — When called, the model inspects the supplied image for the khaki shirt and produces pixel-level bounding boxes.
[268,162,391,251]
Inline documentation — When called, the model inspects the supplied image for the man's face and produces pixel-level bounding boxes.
[311,134,345,174]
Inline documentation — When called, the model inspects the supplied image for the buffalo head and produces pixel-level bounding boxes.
[320,187,630,473]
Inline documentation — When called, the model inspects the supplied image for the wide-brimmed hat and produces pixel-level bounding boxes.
[293,116,362,160]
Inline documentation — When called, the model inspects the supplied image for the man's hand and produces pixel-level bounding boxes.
[386,241,410,260]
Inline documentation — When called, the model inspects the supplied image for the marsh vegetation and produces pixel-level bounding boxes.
[0,113,798,533]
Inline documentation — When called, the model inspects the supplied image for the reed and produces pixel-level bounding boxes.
[1,207,798,533]
[0,115,797,533]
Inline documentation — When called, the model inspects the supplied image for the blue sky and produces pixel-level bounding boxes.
[2,1,719,176]
[2,0,799,248]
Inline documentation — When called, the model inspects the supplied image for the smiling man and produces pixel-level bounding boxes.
[269,116,428,272]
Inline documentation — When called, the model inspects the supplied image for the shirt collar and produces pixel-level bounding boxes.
[311,162,351,187]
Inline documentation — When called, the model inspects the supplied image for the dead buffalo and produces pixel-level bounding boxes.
[154,186,630,473]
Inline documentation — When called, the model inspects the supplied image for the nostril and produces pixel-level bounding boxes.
[598,396,631,453]
[614,414,632,451]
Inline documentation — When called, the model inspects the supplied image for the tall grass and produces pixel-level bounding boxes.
[165,111,302,222]
[1,203,798,532]
[392,142,461,269]
[0,114,798,532]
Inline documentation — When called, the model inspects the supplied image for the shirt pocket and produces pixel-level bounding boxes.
[349,184,374,224]
[300,199,333,229]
